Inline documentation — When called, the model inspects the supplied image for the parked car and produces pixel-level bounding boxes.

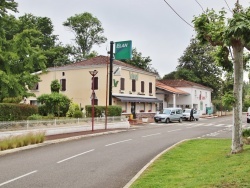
[182,108,200,121]
[154,108,183,123]
[247,107,250,123]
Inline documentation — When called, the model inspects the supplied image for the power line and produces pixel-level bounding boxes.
[163,0,194,28]
[223,0,233,13]
[194,0,205,13]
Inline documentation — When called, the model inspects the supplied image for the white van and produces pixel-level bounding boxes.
[154,108,183,123]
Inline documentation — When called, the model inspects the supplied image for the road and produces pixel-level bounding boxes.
[0,115,248,188]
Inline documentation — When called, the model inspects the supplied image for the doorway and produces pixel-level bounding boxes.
[131,102,136,119]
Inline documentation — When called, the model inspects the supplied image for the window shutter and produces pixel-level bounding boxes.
[120,78,125,90]
[61,79,66,91]
[149,82,152,93]
[132,79,136,92]
[141,81,144,93]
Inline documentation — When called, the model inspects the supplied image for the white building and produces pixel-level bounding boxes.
[156,80,213,115]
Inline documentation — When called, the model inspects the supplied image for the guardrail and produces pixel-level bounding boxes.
[0,116,128,132]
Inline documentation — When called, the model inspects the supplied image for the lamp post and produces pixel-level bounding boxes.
[89,70,98,132]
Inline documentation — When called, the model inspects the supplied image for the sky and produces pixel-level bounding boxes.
[14,0,250,78]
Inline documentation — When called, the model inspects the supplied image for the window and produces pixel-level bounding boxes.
[132,79,136,92]
[91,77,98,90]
[60,79,66,91]
[62,72,65,76]
[120,78,125,90]
[141,81,144,93]
[94,99,98,105]
[149,82,152,94]
[30,83,39,90]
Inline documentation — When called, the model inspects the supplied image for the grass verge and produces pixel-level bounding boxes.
[0,132,45,151]
[131,139,250,188]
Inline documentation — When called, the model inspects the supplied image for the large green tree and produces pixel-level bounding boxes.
[63,12,107,61]
[163,38,223,99]
[193,1,250,153]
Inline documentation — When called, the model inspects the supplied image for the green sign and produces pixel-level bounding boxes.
[115,40,132,60]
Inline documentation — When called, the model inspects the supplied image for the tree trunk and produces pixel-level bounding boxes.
[231,42,244,153]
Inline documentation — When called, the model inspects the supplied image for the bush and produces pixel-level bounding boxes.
[0,103,38,121]
[27,114,43,120]
[2,96,23,103]
[242,129,250,137]
[73,110,83,118]
[66,101,80,117]
[85,105,122,117]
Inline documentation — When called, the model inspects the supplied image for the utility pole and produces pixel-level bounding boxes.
[109,41,114,105]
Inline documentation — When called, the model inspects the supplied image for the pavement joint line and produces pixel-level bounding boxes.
[0,129,128,156]
[123,139,190,188]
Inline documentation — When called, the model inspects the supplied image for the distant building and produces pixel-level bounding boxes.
[156,80,213,115]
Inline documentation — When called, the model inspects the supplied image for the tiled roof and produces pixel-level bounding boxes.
[59,55,148,72]
[156,81,189,95]
[159,79,213,91]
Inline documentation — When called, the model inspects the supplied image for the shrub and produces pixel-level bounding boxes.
[2,96,23,103]
[73,110,83,118]
[242,129,250,137]
[0,103,38,121]
[27,114,43,120]
[66,101,80,117]
[85,105,122,117]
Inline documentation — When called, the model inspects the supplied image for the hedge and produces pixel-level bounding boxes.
[0,103,38,121]
[85,105,122,117]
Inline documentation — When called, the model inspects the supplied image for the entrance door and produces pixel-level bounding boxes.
[131,102,136,119]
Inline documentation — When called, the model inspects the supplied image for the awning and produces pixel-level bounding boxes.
[113,95,162,103]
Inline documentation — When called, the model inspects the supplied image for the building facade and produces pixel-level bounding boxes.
[27,56,162,118]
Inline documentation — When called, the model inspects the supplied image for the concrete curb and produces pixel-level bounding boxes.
[0,129,128,156]
[123,139,189,188]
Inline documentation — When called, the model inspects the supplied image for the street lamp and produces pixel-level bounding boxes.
[89,70,98,132]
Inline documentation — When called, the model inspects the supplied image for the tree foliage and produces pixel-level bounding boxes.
[163,38,222,99]
[193,2,250,153]
[63,12,107,61]
[121,48,160,77]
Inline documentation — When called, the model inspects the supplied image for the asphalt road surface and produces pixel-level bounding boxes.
[0,115,248,188]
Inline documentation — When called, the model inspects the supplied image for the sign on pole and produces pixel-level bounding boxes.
[115,40,132,60]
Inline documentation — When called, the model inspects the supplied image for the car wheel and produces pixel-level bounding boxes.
[179,118,182,123]
[247,119,250,123]
[155,120,158,123]
[166,118,170,123]
[196,118,199,121]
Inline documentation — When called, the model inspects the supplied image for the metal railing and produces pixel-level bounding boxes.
[0,116,128,132]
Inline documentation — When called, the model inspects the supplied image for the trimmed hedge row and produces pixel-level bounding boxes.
[85,105,122,117]
[0,103,38,121]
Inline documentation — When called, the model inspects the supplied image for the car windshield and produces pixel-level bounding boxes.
[183,109,191,113]
[160,109,171,114]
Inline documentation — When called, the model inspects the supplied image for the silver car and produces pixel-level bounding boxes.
[154,108,183,123]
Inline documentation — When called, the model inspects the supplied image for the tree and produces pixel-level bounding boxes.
[63,12,107,60]
[121,48,160,77]
[193,1,250,153]
[50,80,61,93]
[163,38,223,99]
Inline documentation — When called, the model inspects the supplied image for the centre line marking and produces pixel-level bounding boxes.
[0,170,37,187]
[142,133,161,138]
[57,149,95,164]
[105,139,132,147]
[168,129,181,132]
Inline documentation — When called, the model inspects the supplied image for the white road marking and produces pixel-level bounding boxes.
[214,124,225,127]
[0,170,37,187]
[142,133,161,138]
[57,149,95,164]
[168,129,181,132]
[105,139,132,147]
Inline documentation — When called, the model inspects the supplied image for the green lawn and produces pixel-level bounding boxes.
[131,139,250,188]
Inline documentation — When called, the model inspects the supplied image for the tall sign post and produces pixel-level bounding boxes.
[108,40,132,106]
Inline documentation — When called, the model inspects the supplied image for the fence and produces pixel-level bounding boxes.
[0,116,128,132]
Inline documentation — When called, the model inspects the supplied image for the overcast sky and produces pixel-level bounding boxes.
[14,0,250,78]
